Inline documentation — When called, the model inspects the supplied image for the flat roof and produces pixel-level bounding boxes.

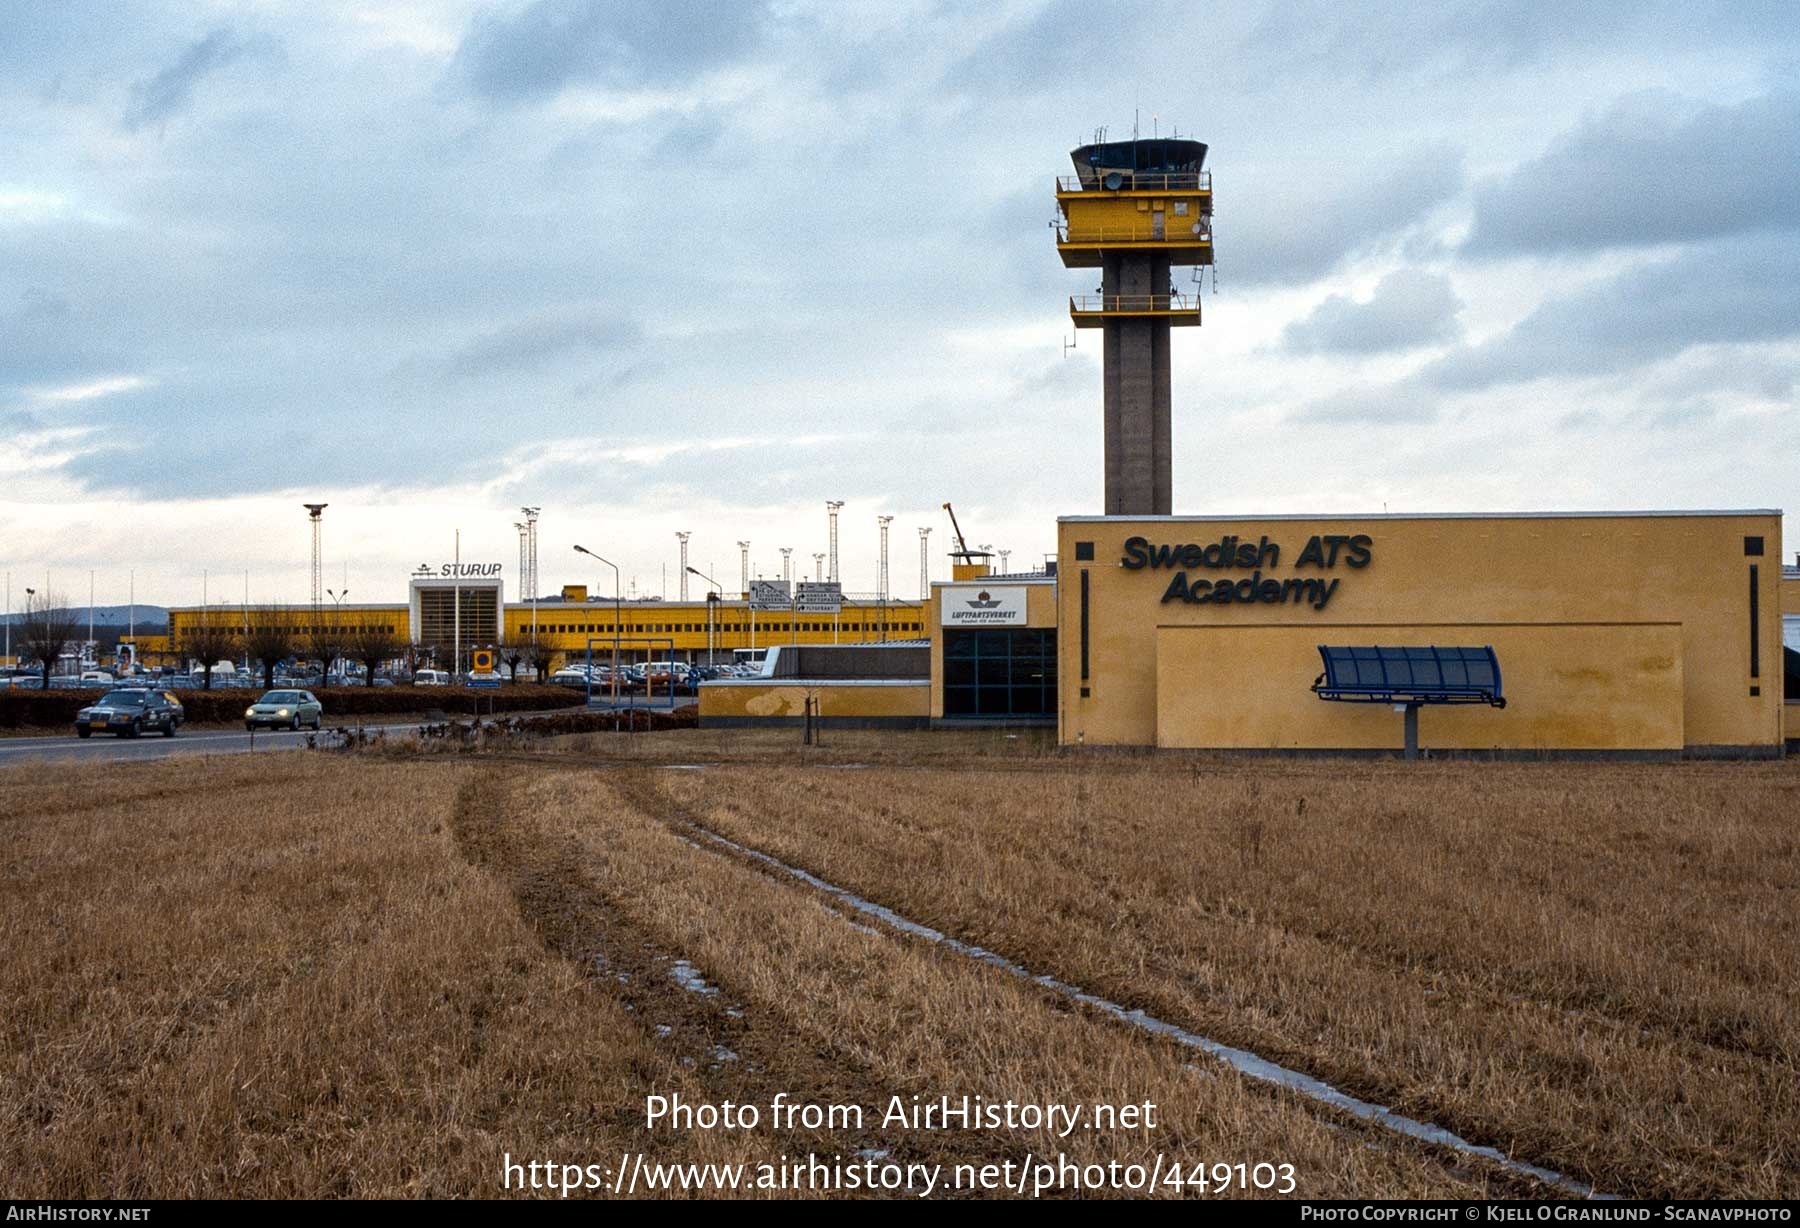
[1059,509,1781,523]
[937,575,1056,586]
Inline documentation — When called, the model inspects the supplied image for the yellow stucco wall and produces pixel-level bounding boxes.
[928,579,1059,719]
[1156,623,1684,752]
[1784,573,1799,742]
[699,681,929,722]
[1059,512,1783,753]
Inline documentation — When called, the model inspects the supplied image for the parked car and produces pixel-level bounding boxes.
[413,669,450,686]
[74,689,185,739]
[244,689,324,731]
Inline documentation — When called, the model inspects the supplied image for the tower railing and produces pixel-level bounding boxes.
[1069,293,1201,314]
[1056,221,1213,245]
[1057,170,1211,193]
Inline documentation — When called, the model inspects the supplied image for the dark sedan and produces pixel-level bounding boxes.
[74,689,185,738]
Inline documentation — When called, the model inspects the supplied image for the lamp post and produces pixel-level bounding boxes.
[687,566,723,667]
[572,545,621,704]
[327,588,349,682]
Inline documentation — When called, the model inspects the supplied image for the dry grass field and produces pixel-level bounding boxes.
[3,734,1795,1198]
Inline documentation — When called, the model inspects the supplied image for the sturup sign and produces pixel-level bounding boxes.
[942,585,1028,627]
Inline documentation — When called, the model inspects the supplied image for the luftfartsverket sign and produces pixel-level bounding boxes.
[942,586,1028,626]
[1120,533,1372,611]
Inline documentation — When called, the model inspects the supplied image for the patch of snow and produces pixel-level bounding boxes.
[669,960,719,996]
[689,823,1602,1199]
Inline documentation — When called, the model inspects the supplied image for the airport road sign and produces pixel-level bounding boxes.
[749,580,792,611]
[794,581,843,613]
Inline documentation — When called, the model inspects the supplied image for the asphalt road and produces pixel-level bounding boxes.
[0,698,689,767]
[0,721,432,766]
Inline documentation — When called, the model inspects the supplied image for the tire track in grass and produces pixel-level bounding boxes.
[608,771,1601,1200]
[448,768,1046,1195]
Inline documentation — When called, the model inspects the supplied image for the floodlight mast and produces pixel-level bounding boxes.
[303,503,328,634]
[918,526,932,599]
[825,501,844,583]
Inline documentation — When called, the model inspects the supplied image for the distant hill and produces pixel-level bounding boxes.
[1,605,169,630]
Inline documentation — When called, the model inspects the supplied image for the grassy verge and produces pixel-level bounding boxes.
[643,755,1800,1198]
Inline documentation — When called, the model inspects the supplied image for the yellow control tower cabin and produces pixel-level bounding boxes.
[1057,135,1214,515]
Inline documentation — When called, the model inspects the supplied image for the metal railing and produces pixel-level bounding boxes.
[1069,294,1200,314]
[1057,170,1211,193]
[1056,222,1213,245]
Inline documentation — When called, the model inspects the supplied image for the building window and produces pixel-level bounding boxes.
[941,628,1058,720]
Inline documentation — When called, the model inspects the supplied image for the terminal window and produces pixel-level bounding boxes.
[942,628,1057,720]
[418,588,499,646]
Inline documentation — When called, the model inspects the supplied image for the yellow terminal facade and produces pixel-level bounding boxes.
[134,584,925,671]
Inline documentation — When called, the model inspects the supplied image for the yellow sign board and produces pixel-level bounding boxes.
[471,649,495,672]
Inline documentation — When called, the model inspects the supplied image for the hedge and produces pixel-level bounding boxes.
[0,684,587,730]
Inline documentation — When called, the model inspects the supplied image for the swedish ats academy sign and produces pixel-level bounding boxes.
[1121,533,1372,611]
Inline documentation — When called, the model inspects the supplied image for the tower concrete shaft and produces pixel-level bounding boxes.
[1101,253,1173,514]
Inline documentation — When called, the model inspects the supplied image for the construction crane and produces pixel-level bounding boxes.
[942,502,993,575]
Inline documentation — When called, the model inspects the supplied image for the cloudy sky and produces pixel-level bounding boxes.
[3,1,1797,610]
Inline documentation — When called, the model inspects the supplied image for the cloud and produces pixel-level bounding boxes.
[943,0,1152,94]
[1465,90,1800,257]
[447,312,643,377]
[1280,268,1462,355]
[452,0,771,102]
[1226,144,1464,286]
[1289,382,1441,427]
[1425,232,1800,388]
[123,28,248,130]
[1239,2,1800,81]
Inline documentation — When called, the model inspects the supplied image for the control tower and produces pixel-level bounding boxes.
[1057,136,1213,515]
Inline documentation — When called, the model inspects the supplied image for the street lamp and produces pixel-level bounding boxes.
[326,588,349,682]
[687,565,724,667]
[572,545,621,703]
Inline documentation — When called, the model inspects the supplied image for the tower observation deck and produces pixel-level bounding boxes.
[1057,136,1213,515]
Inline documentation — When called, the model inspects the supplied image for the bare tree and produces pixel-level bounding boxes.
[244,608,297,690]
[18,590,80,687]
[350,622,402,686]
[307,619,344,685]
[502,633,547,684]
[178,614,239,691]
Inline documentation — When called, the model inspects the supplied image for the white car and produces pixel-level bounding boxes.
[413,669,451,686]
